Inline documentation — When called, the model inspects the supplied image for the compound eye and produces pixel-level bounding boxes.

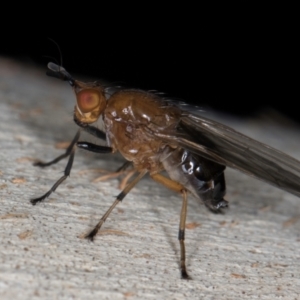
[76,89,101,113]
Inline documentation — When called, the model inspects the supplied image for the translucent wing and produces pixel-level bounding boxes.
[154,111,300,197]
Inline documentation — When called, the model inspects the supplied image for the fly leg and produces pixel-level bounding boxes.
[77,142,134,188]
[118,169,136,190]
[74,116,106,140]
[151,173,190,279]
[93,168,135,190]
[115,161,135,189]
[94,161,134,190]
[31,137,113,205]
[85,170,147,240]
[115,161,132,173]
[76,142,113,153]
[31,141,77,205]
[31,130,81,204]
[33,130,81,167]
[33,121,106,168]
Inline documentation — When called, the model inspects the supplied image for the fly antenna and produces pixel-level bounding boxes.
[47,38,63,67]
[45,38,75,87]
[42,55,60,66]
[46,62,75,87]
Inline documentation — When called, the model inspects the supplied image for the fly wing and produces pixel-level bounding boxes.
[154,112,300,197]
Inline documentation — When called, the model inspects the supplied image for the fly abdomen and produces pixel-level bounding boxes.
[160,147,228,211]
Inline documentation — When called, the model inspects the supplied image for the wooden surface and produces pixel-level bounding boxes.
[0,57,300,299]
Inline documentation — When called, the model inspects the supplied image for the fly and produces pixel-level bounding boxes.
[31,62,300,279]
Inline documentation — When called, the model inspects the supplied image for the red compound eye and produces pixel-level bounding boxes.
[76,89,101,113]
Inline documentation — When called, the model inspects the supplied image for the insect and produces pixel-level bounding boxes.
[31,62,300,279]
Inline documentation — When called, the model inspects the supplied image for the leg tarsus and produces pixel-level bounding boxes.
[181,269,191,280]
[85,228,98,241]
[33,130,80,167]
[30,150,75,205]
[30,190,52,205]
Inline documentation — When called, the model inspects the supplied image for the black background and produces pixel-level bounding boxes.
[1,5,297,122]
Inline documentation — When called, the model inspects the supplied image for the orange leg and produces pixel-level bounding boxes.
[119,170,136,190]
[93,161,134,189]
[85,170,147,240]
[93,169,130,183]
[151,173,190,279]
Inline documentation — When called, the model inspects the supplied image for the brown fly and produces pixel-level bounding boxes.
[31,62,300,279]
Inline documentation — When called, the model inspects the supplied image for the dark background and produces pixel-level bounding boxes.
[1,6,297,122]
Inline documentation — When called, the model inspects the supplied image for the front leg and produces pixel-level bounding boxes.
[74,115,106,140]
[77,142,113,153]
[77,142,134,188]
[31,144,76,205]
[31,140,112,205]
[33,130,81,168]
